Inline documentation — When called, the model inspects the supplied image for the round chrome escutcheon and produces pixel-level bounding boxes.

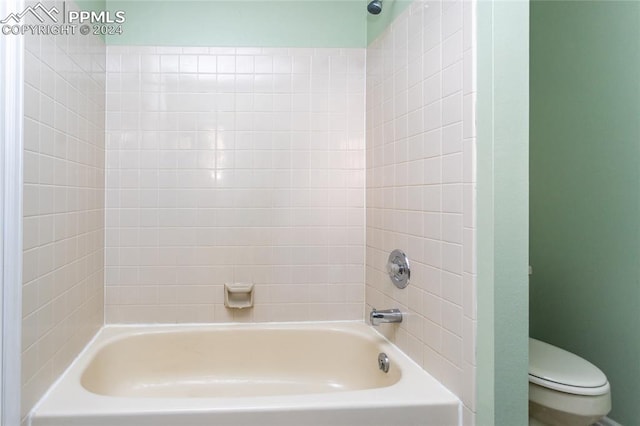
[387,249,410,289]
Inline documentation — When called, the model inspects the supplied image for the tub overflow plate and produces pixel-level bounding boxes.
[378,352,390,373]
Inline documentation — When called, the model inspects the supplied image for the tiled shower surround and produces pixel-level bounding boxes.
[104,47,367,322]
[20,0,478,422]
[365,1,477,423]
[21,2,106,419]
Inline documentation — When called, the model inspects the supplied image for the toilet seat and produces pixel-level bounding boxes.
[529,338,610,396]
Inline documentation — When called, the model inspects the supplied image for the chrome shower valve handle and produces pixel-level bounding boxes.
[387,249,410,289]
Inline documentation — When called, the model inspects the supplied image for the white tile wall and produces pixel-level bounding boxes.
[365,0,477,421]
[105,46,366,323]
[21,0,106,420]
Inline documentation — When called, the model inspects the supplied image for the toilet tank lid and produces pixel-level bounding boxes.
[529,338,608,389]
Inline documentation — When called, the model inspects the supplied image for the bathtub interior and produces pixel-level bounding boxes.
[80,326,401,398]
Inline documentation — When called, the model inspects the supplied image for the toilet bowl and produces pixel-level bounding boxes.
[529,338,611,426]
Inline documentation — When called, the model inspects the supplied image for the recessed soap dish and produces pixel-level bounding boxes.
[224,283,254,309]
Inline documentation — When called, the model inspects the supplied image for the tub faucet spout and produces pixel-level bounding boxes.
[369,308,402,326]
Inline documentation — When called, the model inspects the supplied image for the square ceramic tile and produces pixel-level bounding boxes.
[105,47,367,326]
[21,23,106,422]
[366,0,476,417]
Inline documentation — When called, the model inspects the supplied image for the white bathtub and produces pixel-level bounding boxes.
[30,321,460,426]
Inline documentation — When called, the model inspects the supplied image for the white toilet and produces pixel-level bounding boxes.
[529,338,611,426]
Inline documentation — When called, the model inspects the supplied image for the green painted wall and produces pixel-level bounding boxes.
[365,0,411,44]
[102,0,417,48]
[76,0,107,10]
[76,0,107,41]
[477,0,529,424]
[105,0,367,47]
[530,1,640,424]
